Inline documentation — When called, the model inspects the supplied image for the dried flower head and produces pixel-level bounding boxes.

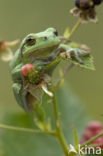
[70,0,103,23]
[0,39,19,61]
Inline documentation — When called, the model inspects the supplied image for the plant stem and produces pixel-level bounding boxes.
[81,131,103,148]
[56,20,81,90]
[55,63,74,90]
[51,20,82,155]
[52,89,70,156]
[68,19,81,39]
[6,40,19,47]
[0,123,55,136]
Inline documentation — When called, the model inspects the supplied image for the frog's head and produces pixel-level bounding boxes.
[20,28,61,61]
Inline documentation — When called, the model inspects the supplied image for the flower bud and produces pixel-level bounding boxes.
[21,64,34,76]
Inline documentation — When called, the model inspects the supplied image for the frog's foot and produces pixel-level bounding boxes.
[65,49,90,64]
[18,82,23,95]
[74,55,84,64]
[62,50,83,64]
[79,50,91,56]
[13,83,36,112]
[19,82,28,94]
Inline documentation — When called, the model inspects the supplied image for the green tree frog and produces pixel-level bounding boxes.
[10,28,90,112]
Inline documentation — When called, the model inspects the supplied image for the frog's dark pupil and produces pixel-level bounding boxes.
[26,37,36,46]
[44,36,48,40]
[53,30,58,36]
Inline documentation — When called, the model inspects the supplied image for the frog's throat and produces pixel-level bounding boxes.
[29,47,59,66]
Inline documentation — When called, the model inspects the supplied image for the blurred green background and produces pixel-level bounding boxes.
[0,0,103,121]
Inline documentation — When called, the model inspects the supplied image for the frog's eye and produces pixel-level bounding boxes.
[26,37,36,46]
[53,30,58,36]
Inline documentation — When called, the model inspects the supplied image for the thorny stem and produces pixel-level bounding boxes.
[52,89,70,156]
[52,19,84,156]
[81,131,103,148]
[0,124,55,136]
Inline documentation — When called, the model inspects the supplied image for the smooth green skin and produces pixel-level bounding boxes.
[10,28,89,112]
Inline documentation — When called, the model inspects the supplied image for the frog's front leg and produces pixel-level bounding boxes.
[59,44,90,64]
[12,83,34,112]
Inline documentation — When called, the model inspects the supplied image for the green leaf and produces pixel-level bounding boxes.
[0,84,90,156]
[68,42,95,70]
[72,126,79,151]
[70,53,95,70]
[69,42,80,48]
[34,103,46,122]
[64,27,70,38]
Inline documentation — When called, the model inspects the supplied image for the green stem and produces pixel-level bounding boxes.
[81,131,103,148]
[51,20,82,155]
[0,123,55,136]
[55,63,74,90]
[55,20,81,90]
[52,89,70,156]
[68,19,81,39]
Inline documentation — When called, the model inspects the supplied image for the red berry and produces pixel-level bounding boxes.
[21,64,34,76]
[87,121,102,132]
[83,129,92,140]
[80,121,103,148]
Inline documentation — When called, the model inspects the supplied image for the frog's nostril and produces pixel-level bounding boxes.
[53,30,58,36]
[44,36,48,40]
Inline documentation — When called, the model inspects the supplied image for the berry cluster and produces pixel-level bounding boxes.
[70,0,103,22]
[75,0,103,10]
[21,64,41,84]
[80,121,103,148]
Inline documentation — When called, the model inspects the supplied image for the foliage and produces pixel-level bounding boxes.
[0,85,89,156]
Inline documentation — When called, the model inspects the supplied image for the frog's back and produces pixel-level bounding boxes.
[9,49,21,71]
